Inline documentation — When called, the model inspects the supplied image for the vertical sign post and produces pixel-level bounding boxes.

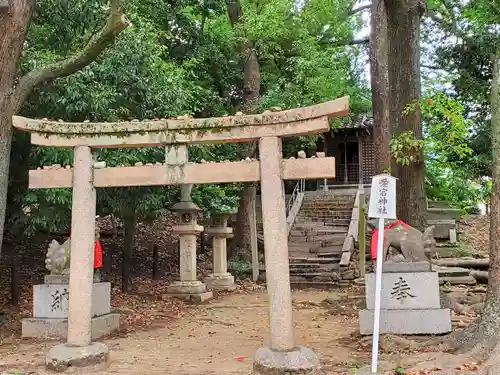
[367,174,397,374]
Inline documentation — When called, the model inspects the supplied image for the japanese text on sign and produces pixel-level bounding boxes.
[50,288,69,312]
[390,277,416,301]
[368,174,396,219]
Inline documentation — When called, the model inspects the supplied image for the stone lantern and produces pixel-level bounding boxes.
[205,212,236,291]
[166,184,212,302]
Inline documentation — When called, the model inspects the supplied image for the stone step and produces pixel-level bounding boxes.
[288,236,311,243]
[300,205,354,210]
[439,275,476,285]
[289,251,314,258]
[288,243,322,252]
[257,273,340,289]
[288,234,346,243]
[291,228,348,235]
[300,209,353,214]
[303,197,354,202]
[290,272,336,278]
[316,252,342,258]
[321,238,346,246]
[298,214,351,221]
[290,267,339,274]
[300,210,353,215]
[310,245,343,254]
[290,281,339,290]
[292,223,332,229]
[289,256,339,264]
[300,206,353,211]
[295,217,351,225]
[433,266,470,277]
[289,262,324,269]
[315,228,349,234]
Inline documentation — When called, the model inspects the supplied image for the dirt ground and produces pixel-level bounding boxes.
[0,290,367,375]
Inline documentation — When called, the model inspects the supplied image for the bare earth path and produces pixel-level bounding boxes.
[0,290,363,375]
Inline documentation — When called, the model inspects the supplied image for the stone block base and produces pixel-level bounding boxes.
[205,273,236,291]
[167,280,207,294]
[34,281,111,319]
[164,291,213,303]
[22,313,120,340]
[46,342,109,372]
[253,346,320,375]
[359,309,451,335]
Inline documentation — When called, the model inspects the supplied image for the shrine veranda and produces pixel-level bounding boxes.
[13,96,348,373]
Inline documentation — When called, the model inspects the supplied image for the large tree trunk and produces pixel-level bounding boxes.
[385,0,427,230]
[444,52,500,374]
[370,0,391,174]
[0,1,35,262]
[227,0,261,256]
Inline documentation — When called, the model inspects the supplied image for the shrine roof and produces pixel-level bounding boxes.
[335,114,373,131]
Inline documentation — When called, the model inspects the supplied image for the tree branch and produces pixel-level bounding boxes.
[349,3,371,16]
[426,8,471,43]
[321,37,370,48]
[421,64,446,70]
[349,37,370,45]
[12,0,130,112]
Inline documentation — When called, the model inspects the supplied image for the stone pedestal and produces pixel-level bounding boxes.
[166,199,213,303]
[205,213,236,291]
[359,261,451,335]
[22,281,119,339]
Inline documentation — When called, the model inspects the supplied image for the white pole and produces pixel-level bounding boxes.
[370,217,385,373]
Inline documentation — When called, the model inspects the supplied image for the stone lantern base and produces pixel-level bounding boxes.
[205,273,236,291]
[165,280,213,303]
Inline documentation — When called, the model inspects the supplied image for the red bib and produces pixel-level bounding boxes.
[94,240,103,269]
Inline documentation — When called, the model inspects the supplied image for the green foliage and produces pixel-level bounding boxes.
[390,130,424,166]
[7,0,371,236]
[228,255,252,280]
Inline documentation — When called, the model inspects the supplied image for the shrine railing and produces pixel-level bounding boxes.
[286,179,305,235]
[339,189,363,267]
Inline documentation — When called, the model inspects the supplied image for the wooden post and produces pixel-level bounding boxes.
[343,135,348,184]
[11,250,19,307]
[358,191,366,278]
[152,243,159,280]
[358,133,364,186]
[250,186,259,282]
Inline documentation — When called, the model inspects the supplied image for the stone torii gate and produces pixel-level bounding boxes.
[13,96,348,374]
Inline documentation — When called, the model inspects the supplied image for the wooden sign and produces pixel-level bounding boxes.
[368,174,397,220]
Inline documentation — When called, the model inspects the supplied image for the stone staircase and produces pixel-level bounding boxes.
[288,192,355,288]
[257,191,357,289]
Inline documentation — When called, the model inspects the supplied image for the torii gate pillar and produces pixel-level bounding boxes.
[253,137,320,374]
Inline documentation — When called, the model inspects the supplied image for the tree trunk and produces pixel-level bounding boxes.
[233,183,257,254]
[0,1,34,263]
[370,0,391,174]
[152,242,159,280]
[227,0,261,256]
[122,211,136,293]
[443,52,500,372]
[385,0,427,230]
[10,248,20,307]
